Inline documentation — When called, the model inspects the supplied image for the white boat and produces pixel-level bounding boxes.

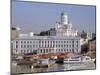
[82,56,93,62]
[64,56,94,63]
[64,56,81,63]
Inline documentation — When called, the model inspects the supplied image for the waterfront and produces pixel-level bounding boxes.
[11,62,95,74]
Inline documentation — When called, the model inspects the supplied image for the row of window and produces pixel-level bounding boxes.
[14,49,79,54]
[15,44,78,48]
[15,40,79,44]
[16,41,38,44]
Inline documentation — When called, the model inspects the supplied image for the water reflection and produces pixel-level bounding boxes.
[12,62,95,74]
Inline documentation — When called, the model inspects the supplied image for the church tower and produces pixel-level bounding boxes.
[61,11,68,25]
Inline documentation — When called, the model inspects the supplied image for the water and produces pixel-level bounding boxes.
[11,62,96,74]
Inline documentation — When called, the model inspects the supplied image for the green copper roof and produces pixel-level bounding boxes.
[61,11,67,15]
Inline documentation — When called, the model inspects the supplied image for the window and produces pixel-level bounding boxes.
[56,45,57,47]
[53,45,55,47]
[16,41,18,44]
[67,45,68,47]
[76,45,78,47]
[53,41,55,43]
[42,45,43,47]
[24,41,26,43]
[70,45,71,47]
[70,49,71,52]
[59,45,60,47]
[72,45,74,47]
[72,49,74,52]
[30,41,32,43]
[40,49,42,53]
[76,41,78,43]
[21,41,23,43]
[24,45,26,48]
[64,45,66,47]
[59,49,60,52]
[43,49,45,53]
[49,49,51,53]
[61,45,63,47]
[16,45,18,48]
[39,41,40,43]
[27,45,29,48]
[61,41,63,43]
[46,49,48,53]
[50,45,52,47]
[56,41,57,43]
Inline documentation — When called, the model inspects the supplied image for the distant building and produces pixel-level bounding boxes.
[49,28,56,36]
[11,27,20,40]
[88,37,96,58]
[87,32,93,40]
[19,32,34,37]
[80,38,88,45]
[89,37,96,51]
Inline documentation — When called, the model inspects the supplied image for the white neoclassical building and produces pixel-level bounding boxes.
[12,36,81,54]
[12,12,81,54]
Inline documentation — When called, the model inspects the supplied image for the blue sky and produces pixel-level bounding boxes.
[12,1,96,33]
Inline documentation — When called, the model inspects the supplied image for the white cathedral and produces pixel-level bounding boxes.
[51,11,78,37]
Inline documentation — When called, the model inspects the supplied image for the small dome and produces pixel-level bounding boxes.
[61,11,67,15]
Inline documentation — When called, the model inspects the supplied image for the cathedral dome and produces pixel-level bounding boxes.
[61,11,68,15]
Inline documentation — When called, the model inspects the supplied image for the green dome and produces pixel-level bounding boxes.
[61,11,67,15]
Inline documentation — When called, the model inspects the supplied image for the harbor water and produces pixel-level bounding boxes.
[11,62,96,74]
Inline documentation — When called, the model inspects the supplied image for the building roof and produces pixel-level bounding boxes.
[15,36,80,40]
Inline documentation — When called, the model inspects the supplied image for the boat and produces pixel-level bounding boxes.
[82,56,93,62]
[64,55,94,63]
[64,56,81,63]
[32,58,55,68]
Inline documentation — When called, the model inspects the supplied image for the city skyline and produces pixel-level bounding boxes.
[12,1,96,33]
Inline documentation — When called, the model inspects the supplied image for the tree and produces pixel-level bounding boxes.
[81,43,89,54]
[39,30,50,36]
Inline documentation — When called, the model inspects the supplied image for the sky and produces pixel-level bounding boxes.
[11,0,96,33]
